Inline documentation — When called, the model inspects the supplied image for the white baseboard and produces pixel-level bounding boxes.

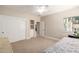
[43,36,59,40]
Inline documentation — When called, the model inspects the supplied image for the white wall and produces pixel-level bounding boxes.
[41,7,79,39]
[40,21,45,36]
[0,15,26,42]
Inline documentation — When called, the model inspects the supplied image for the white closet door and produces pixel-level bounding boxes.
[0,16,4,37]
[0,15,26,43]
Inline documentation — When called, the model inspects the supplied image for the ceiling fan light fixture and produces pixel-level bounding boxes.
[37,5,47,14]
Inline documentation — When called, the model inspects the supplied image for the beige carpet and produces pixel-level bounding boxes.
[11,37,58,53]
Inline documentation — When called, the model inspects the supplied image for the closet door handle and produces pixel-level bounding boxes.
[2,32,4,34]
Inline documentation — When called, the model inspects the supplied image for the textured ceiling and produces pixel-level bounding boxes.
[0,5,77,16]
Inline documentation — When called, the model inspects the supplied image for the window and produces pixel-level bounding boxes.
[64,16,79,34]
[30,20,34,29]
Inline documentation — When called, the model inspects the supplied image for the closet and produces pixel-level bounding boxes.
[0,15,26,42]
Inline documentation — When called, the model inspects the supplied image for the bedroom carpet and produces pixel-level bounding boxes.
[11,37,58,53]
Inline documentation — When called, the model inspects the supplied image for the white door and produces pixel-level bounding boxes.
[0,17,3,38]
[0,15,26,43]
[40,21,45,37]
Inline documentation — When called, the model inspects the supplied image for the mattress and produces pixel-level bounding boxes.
[43,37,79,53]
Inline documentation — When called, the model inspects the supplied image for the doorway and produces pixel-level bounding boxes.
[35,21,45,37]
[35,22,40,37]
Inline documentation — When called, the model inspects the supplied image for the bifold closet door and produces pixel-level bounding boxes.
[0,15,26,43]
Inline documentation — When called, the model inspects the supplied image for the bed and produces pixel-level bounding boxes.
[43,37,79,53]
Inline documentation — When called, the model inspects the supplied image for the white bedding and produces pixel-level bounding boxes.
[44,37,79,53]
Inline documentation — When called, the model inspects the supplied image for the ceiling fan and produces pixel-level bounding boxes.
[36,5,48,15]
